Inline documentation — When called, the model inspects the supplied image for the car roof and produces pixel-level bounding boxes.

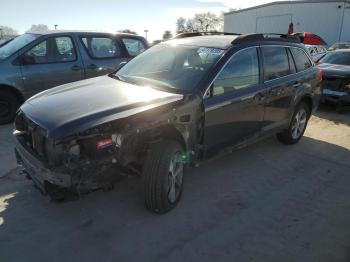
[164,34,303,50]
[25,30,142,38]
[164,35,240,49]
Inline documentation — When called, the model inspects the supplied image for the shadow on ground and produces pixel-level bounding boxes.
[315,104,350,126]
[1,135,350,262]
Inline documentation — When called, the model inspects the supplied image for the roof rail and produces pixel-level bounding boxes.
[232,33,301,44]
[174,31,241,39]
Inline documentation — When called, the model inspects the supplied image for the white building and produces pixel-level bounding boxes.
[224,0,350,45]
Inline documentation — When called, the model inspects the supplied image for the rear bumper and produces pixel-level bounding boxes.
[15,140,72,192]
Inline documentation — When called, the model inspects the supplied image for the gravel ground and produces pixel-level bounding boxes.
[0,106,349,262]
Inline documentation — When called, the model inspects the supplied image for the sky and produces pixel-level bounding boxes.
[0,0,274,41]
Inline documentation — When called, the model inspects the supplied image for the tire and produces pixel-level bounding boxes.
[143,140,185,213]
[0,90,21,124]
[276,102,310,145]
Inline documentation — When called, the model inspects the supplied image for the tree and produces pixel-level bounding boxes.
[175,12,223,33]
[0,25,18,38]
[117,29,137,35]
[176,17,186,34]
[163,30,173,40]
[27,24,49,32]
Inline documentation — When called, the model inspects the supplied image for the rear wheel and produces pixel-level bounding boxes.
[277,102,310,144]
[143,140,184,213]
[0,90,21,124]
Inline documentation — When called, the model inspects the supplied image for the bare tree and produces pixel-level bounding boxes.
[175,12,223,34]
[117,29,137,35]
[176,17,186,34]
[0,25,18,38]
[27,24,49,32]
[163,30,173,40]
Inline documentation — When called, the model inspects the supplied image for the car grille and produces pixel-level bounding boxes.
[15,112,47,161]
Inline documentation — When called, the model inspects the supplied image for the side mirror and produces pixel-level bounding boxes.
[20,54,35,65]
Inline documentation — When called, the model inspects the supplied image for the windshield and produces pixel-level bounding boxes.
[116,44,224,91]
[320,51,350,66]
[0,33,40,60]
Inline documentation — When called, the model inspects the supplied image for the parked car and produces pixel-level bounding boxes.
[14,33,322,213]
[0,31,148,124]
[318,49,350,112]
[305,44,327,62]
[291,32,328,61]
[328,42,350,51]
[292,32,327,46]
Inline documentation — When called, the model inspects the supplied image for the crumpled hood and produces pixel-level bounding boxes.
[21,76,183,139]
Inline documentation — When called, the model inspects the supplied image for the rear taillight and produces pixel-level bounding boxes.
[316,69,324,80]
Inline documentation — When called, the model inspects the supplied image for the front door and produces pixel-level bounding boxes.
[20,36,84,97]
[203,47,266,151]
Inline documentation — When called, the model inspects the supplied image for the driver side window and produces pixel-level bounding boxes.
[26,40,48,63]
[213,47,259,96]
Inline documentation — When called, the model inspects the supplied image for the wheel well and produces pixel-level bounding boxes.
[300,96,313,116]
[147,124,187,150]
[0,84,24,104]
[160,125,187,150]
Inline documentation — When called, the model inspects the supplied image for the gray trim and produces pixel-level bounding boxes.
[224,0,349,16]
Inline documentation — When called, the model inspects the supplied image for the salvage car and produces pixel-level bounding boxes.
[318,49,350,112]
[14,33,322,213]
[0,31,148,124]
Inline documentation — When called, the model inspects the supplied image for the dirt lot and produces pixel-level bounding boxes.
[0,106,350,262]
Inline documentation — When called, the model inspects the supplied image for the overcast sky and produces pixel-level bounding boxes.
[0,0,274,41]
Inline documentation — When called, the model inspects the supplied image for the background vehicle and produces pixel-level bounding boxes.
[328,42,350,51]
[292,32,327,46]
[306,44,327,62]
[14,33,322,213]
[0,31,148,124]
[318,49,350,112]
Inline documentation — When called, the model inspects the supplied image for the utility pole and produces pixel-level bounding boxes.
[144,29,149,40]
[54,24,58,30]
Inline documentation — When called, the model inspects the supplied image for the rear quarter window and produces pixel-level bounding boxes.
[121,38,146,56]
[290,48,313,72]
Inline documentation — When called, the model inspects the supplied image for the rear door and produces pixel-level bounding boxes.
[78,34,125,78]
[20,35,84,96]
[204,47,266,151]
[261,46,299,130]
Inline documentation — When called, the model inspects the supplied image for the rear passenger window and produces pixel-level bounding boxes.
[290,48,312,71]
[122,38,146,56]
[81,36,121,58]
[262,46,290,81]
[213,47,259,96]
[287,49,297,74]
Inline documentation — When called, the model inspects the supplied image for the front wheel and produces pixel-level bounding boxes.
[277,102,310,144]
[143,140,184,213]
[0,90,20,125]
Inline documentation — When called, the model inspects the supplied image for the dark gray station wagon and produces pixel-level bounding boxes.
[14,33,322,213]
[0,31,148,124]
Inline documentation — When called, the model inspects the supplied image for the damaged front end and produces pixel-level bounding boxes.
[13,95,201,200]
[322,78,350,111]
[14,112,146,199]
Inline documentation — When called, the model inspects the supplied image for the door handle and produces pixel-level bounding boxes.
[87,64,97,70]
[71,65,81,71]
